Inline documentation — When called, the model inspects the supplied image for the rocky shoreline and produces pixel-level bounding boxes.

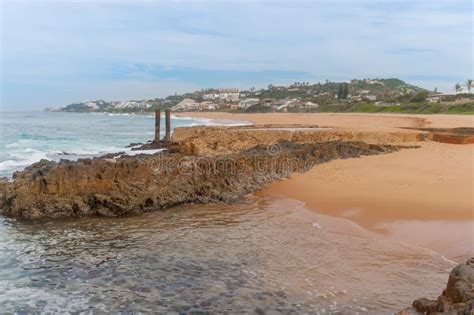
[397,258,474,315]
[0,140,399,219]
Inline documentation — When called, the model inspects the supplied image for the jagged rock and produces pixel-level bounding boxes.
[413,298,438,313]
[0,141,399,219]
[126,142,143,148]
[400,258,474,315]
[396,307,422,315]
[445,258,474,303]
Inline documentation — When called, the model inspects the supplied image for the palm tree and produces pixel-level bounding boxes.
[455,83,464,93]
[466,79,473,94]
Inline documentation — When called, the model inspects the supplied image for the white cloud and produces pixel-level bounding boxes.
[1,0,472,108]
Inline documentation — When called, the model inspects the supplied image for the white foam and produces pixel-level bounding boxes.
[171,115,251,126]
[0,149,50,171]
[0,113,226,177]
[312,222,322,229]
[121,148,164,156]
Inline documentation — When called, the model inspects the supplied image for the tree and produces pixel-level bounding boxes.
[337,84,344,99]
[434,87,438,94]
[341,83,349,99]
[454,83,463,93]
[382,87,391,101]
[411,91,429,102]
[466,79,473,93]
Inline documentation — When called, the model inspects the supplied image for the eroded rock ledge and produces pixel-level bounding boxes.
[397,258,474,315]
[0,141,399,219]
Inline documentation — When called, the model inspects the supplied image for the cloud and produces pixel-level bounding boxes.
[1,0,472,109]
[384,48,439,55]
[104,64,312,85]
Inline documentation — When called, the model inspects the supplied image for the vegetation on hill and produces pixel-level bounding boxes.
[49,78,474,115]
[309,102,474,115]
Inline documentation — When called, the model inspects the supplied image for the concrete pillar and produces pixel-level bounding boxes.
[154,109,161,142]
[165,109,171,143]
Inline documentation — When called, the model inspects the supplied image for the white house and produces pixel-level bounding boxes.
[299,101,319,109]
[239,98,260,110]
[171,99,200,111]
[363,95,377,101]
[203,88,240,102]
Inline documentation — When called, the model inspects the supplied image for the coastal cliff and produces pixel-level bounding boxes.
[0,140,398,219]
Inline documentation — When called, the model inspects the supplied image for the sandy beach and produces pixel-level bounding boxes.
[177,112,474,261]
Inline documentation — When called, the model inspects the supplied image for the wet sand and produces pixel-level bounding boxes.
[177,112,474,261]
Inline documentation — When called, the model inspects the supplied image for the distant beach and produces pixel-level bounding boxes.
[176,112,474,261]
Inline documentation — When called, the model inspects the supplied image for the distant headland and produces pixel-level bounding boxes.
[46,78,474,115]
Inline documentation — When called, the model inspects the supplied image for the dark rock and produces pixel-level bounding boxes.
[445,258,474,303]
[126,142,143,148]
[99,152,125,159]
[437,295,452,313]
[402,258,474,315]
[395,307,422,315]
[413,298,438,313]
[0,140,399,219]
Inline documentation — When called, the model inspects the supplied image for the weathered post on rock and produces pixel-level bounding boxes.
[154,109,161,142]
[165,109,171,143]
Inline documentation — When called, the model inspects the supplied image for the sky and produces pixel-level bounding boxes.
[1,0,472,110]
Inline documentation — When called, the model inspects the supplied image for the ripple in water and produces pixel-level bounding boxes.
[0,196,453,313]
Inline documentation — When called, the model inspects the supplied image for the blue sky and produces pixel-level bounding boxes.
[1,0,472,110]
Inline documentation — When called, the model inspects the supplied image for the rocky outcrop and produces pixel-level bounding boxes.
[0,141,398,219]
[397,258,474,315]
[404,127,474,145]
[172,125,426,156]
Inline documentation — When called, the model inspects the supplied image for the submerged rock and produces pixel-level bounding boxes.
[397,258,474,315]
[0,141,398,219]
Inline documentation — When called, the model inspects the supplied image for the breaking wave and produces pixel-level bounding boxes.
[0,111,212,177]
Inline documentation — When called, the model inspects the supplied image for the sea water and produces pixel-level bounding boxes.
[0,197,454,313]
[0,111,212,177]
[0,111,455,313]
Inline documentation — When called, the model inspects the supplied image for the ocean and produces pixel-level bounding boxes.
[0,111,454,313]
[0,111,214,178]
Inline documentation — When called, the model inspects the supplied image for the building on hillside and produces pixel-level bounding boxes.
[272,98,299,111]
[261,98,275,105]
[171,98,200,111]
[203,88,240,102]
[238,98,260,110]
[200,102,219,110]
[202,93,219,101]
[365,79,383,85]
[426,96,440,103]
[218,103,232,109]
[299,101,319,109]
[363,95,377,101]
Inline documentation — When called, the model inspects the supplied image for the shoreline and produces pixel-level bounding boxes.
[176,112,474,261]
